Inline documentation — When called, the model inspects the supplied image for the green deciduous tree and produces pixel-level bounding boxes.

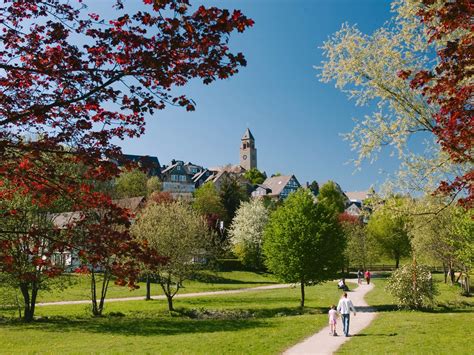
[132,201,210,311]
[219,176,249,229]
[318,181,346,214]
[263,189,345,307]
[340,214,378,270]
[229,199,269,270]
[367,197,411,268]
[243,168,266,185]
[146,176,162,196]
[115,169,148,198]
[193,182,226,220]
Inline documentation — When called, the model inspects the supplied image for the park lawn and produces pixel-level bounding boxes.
[25,270,279,303]
[338,274,474,354]
[0,281,341,354]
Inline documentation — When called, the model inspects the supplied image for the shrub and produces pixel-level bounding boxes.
[386,264,438,309]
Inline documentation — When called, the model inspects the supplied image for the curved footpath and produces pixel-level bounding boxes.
[284,280,376,355]
[36,284,292,306]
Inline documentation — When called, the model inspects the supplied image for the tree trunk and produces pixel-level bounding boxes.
[90,270,110,316]
[146,275,151,301]
[395,256,400,269]
[443,263,448,283]
[166,295,174,311]
[300,279,305,308]
[19,283,35,322]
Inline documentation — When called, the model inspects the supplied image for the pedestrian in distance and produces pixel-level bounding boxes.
[357,269,363,285]
[337,292,356,337]
[328,305,338,336]
[365,270,371,285]
[337,278,349,291]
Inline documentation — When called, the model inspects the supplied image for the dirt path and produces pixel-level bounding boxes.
[36,284,292,307]
[283,280,376,355]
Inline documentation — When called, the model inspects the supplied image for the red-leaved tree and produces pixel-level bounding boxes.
[399,0,473,208]
[0,0,253,321]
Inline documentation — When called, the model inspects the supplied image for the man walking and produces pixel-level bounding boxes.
[337,292,356,337]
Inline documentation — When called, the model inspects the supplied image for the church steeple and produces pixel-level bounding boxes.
[240,128,257,171]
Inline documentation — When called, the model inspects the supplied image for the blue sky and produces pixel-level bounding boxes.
[114,0,399,192]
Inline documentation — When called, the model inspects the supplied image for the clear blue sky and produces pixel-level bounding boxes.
[115,0,399,192]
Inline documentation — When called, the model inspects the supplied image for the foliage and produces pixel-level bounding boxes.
[318,181,346,214]
[114,169,148,198]
[0,192,68,321]
[193,182,226,222]
[219,175,249,228]
[243,168,266,185]
[146,176,162,196]
[366,197,411,268]
[386,264,438,309]
[263,189,345,307]
[147,191,174,206]
[0,0,253,319]
[400,0,473,207]
[340,214,378,269]
[131,201,210,311]
[229,199,269,270]
[319,0,471,205]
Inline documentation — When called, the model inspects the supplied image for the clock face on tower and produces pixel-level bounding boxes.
[242,154,247,160]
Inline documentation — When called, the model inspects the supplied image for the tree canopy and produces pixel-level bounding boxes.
[263,189,345,307]
[229,199,269,270]
[319,0,472,206]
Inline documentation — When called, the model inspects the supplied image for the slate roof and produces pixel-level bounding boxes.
[122,154,161,176]
[241,128,255,140]
[345,191,371,202]
[51,197,145,228]
[261,175,295,197]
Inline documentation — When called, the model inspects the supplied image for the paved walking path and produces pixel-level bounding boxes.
[36,284,292,306]
[284,280,376,355]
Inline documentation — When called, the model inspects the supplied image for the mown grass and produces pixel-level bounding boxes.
[338,274,474,354]
[5,270,278,303]
[0,281,344,354]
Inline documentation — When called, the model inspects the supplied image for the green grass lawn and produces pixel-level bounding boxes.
[12,270,279,303]
[0,281,343,354]
[338,274,474,354]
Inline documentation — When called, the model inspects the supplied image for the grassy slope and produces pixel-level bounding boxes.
[0,281,343,354]
[338,274,474,354]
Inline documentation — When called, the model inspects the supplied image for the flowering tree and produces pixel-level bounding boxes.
[229,199,269,270]
[319,0,472,206]
[386,264,438,309]
[0,0,253,320]
[131,201,210,311]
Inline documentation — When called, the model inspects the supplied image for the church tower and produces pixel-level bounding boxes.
[240,128,257,171]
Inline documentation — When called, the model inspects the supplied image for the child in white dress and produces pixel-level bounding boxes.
[328,305,338,336]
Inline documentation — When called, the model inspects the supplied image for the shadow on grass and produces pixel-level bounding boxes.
[3,304,328,336]
[189,273,276,285]
[370,304,474,314]
[4,315,271,337]
[354,332,398,337]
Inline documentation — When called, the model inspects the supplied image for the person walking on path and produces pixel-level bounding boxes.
[365,270,371,285]
[284,280,375,355]
[328,305,338,336]
[357,269,363,285]
[337,292,356,337]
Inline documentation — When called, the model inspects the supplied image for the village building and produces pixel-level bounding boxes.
[252,175,301,200]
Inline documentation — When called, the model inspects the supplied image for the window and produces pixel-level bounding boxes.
[171,175,178,181]
[179,175,187,182]
[176,165,181,171]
